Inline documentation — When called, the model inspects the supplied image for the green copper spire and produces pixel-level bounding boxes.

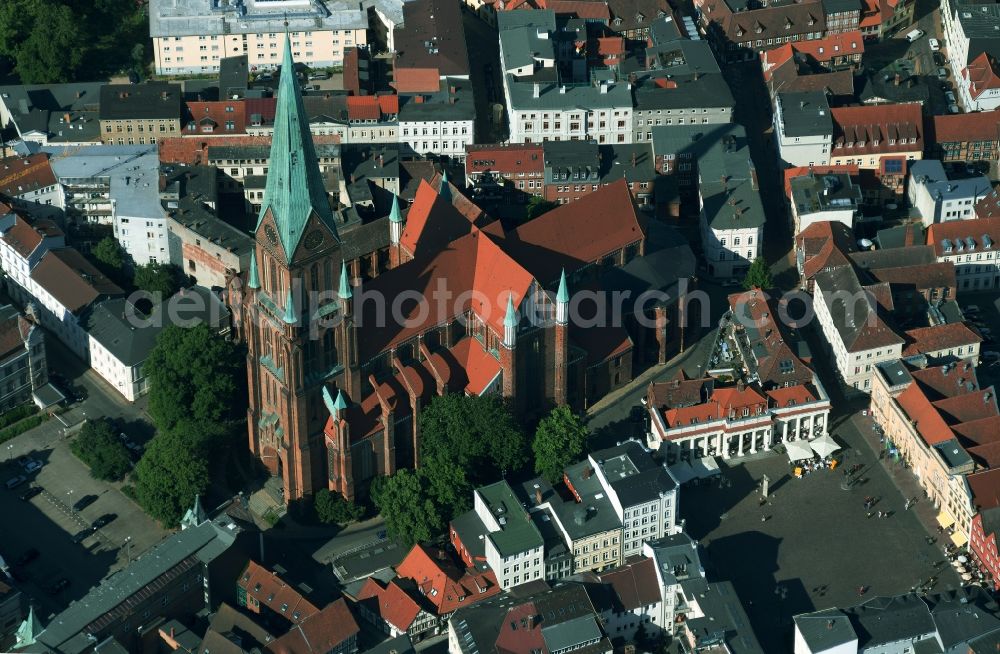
[338,261,352,300]
[333,389,348,413]
[557,268,569,303]
[504,293,517,328]
[14,606,43,649]
[389,194,403,223]
[439,169,452,202]
[256,35,336,257]
[283,288,298,325]
[248,250,260,289]
[322,386,337,416]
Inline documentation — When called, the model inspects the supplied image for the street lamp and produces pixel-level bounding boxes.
[124,536,133,564]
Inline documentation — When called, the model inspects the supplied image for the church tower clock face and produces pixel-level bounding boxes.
[265,224,279,246]
[304,230,324,251]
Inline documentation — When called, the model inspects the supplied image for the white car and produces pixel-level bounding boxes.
[906,29,924,42]
[929,38,940,51]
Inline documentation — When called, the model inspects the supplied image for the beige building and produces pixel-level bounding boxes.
[98,83,182,145]
[870,358,1000,545]
[150,0,368,76]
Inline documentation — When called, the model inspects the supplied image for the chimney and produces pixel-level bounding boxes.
[894,73,901,86]
[631,151,637,167]
[535,488,543,504]
[63,112,71,124]
[533,83,540,99]
[75,90,83,99]
[904,225,914,246]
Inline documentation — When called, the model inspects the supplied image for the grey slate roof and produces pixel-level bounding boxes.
[777,91,832,138]
[559,461,624,539]
[35,520,239,654]
[99,83,183,121]
[633,74,734,111]
[793,609,858,651]
[591,441,677,507]
[814,265,904,351]
[148,0,368,38]
[85,287,230,367]
[0,82,102,143]
[398,79,476,122]
[683,581,765,653]
[541,614,602,652]
[693,124,766,231]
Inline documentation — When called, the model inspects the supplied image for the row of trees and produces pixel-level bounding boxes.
[373,397,589,547]
[130,324,244,526]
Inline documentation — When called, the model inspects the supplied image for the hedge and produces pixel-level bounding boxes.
[0,404,38,430]
[0,415,44,445]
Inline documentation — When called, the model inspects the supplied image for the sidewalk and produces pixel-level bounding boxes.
[851,410,949,555]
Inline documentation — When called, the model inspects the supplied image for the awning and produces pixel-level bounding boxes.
[951,531,968,548]
[668,461,697,485]
[32,382,65,409]
[809,434,841,458]
[786,440,814,462]
[936,511,956,529]
[691,456,721,479]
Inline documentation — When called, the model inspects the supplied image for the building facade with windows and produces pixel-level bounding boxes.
[0,304,49,412]
[927,217,1000,291]
[149,0,368,75]
[773,92,833,168]
[98,83,182,145]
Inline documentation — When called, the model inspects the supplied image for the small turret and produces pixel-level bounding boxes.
[248,250,260,290]
[556,268,569,325]
[338,261,352,301]
[503,292,517,348]
[439,169,452,202]
[283,288,298,325]
[389,194,403,245]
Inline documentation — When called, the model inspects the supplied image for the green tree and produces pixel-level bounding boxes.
[418,394,527,522]
[533,406,589,483]
[742,257,773,291]
[5,1,86,83]
[314,489,364,524]
[92,236,126,274]
[70,419,132,481]
[132,430,210,527]
[135,263,181,299]
[144,323,243,433]
[371,469,442,547]
[525,196,558,220]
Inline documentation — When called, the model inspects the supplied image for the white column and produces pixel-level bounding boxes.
[764,429,771,451]
[782,421,789,443]
[750,430,758,454]
[717,432,725,457]
[721,434,730,459]
[737,433,745,457]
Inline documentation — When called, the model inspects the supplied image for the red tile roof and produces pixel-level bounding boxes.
[866,262,956,292]
[378,94,399,116]
[791,30,864,62]
[399,180,480,257]
[245,97,278,125]
[30,249,123,314]
[767,384,818,408]
[356,578,423,632]
[831,103,923,156]
[2,214,46,259]
[0,310,25,361]
[902,323,982,357]
[927,217,1000,257]
[346,95,381,121]
[661,384,768,430]
[465,143,544,175]
[976,188,1000,219]
[897,383,955,446]
[547,0,612,18]
[491,178,645,284]
[969,468,1000,511]
[395,544,502,615]
[393,67,442,93]
[0,153,57,197]
[448,337,503,395]
[931,111,1000,145]
[597,557,661,611]
[238,561,320,622]
[795,220,856,282]
[966,52,1000,100]
[184,100,246,134]
[266,599,358,654]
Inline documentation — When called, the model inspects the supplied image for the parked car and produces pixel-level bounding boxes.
[307,71,329,80]
[18,486,42,501]
[72,494,98,512]
[23,460,42,473]
[937,67,949,79]
[906,29,924,42]
[14,548,39,566]
[5,475,26,490]
[945,90,957,104]
[91,513,117,529]
[933,52,946,66]
[71,529,93,544]
[966,304,981,313]
[929,38,940,51]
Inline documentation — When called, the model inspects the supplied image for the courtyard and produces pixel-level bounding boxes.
[680,410,961,652]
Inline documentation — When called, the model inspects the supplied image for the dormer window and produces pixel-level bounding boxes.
[613,16,623,25]
[635,12,645,22]
[807,14,816,24]
[736,26,745,36]
[785,19,792,29]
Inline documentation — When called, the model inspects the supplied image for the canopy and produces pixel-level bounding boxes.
[951,531,969,548]
[668,461,697,485]
[937,511,956,529]
[786,440,815,462]
[691,456,721,479]
[810,434,841,458]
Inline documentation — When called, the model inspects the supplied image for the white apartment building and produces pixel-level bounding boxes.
[942,0,1000,102]
[813,266,905,391]
[908,160,991,228]
[644,534,706,637]
[927,218,1000,292]
[789,173,861,235]
[498,11,633,145]
[773,92,833,167]
[474,481,545,590]
[398,90,476,160]
[150,0,369,75]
